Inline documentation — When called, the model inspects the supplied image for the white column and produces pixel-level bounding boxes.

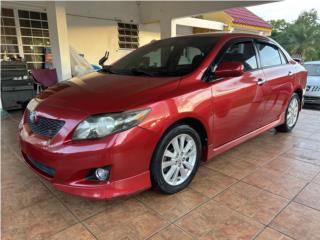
[160,18,176,39]
[47,2,71,81]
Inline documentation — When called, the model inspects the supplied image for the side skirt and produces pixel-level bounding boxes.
[206,113,285,161]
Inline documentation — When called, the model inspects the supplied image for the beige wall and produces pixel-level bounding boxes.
[67,15,161,65]
[67,15,127,65]
[139,23,161,46]
[65,1,140,23]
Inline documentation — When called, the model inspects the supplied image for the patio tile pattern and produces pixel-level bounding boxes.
[2,109,320,240]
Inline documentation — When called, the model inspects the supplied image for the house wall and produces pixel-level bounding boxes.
[2,1,272,70]
[176,25,194,36]
[65,1,140,23]
[139,23,161,46]
[67,15,161,65]
[201,11,232,31]
[231,23,272,36]
[2,1,161,66]
[65,2,161,65]
[200,11,271,36]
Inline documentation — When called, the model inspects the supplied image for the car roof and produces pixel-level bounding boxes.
[169,32,273,47]
[304,61,320,65]
[173,32,268,40]
[173,32,279,47]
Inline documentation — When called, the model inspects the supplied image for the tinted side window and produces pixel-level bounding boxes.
[257,43,282,67]
[279,49,288,64]
[221,42,258,71]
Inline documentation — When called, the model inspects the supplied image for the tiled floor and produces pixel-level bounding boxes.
[2,108,320,240]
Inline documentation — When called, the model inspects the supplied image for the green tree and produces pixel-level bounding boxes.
[270,19,289,32]
[269,19,290,48]
[270,9,320,61]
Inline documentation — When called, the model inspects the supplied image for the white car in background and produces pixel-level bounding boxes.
[304,61,320,105]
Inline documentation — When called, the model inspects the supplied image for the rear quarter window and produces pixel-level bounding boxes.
[257,43,282,67]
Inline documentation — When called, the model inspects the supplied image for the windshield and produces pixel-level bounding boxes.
[304,64,320,76]
[108,36,219,77]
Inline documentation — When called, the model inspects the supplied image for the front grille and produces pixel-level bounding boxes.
[306,85,320,92]
[305,96,320,101]
[26,110,65,138]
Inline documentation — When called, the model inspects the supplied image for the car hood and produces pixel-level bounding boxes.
[307,76,320,86]
[33,72,180,114]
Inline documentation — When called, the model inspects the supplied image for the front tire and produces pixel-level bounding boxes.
[276,93,300,132]
[150,124,202,194]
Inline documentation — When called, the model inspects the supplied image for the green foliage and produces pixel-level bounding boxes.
[270,19,288,32]
[269,9,320,61]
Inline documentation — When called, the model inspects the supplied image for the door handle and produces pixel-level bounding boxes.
[256,78,266,85]
[288,71,292,76]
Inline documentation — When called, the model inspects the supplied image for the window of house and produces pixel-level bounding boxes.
[221,42,258,71]
[1,7,51,69]
[1,8,19,60]
[117,22,139,49]
[257,43,282,67]
[18,9,50,69]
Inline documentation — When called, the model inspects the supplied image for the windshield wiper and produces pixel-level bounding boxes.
[130,68,154,77]
[99,66,115,74]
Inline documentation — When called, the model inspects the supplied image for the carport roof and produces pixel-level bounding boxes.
[139,1,277,23]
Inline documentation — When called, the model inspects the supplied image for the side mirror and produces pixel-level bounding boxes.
[99,50,109,67]
[215,61,244,78]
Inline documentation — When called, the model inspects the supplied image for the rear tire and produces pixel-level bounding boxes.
[276,93,300,132]
[150,124,202,194]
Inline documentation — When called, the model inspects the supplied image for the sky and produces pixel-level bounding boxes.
[248,0,320,22]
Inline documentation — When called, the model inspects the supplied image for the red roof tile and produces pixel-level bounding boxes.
[224,7,272,29]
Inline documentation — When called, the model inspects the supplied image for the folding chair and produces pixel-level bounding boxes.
[30,69,58,94]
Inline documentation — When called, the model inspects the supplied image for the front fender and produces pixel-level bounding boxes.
[138,87,214,149]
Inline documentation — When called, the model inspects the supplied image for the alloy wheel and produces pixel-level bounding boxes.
[287,97,299,128]
[161,134,197,186]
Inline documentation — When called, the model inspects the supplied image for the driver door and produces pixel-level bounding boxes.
[211,41,266,147]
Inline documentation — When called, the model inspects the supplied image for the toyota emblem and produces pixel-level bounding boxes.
[29,111,39,124]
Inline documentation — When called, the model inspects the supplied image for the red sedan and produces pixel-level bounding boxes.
[19,33,307,199]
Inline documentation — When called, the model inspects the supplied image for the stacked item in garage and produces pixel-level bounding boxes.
[1,61,34,110]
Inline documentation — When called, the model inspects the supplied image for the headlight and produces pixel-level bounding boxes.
[73,108,151,140]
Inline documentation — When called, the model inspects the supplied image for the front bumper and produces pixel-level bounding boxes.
[19,124,160,199]
[304,96,320,105]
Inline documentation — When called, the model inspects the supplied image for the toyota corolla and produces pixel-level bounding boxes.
[19,33,307,199]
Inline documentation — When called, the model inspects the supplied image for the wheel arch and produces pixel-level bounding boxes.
[172,117,208,148]
[294,88,303,109]
[154,117,209,162]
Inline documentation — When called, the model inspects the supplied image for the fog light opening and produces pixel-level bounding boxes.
[95,168,109,181]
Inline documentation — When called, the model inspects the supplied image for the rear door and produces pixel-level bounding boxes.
[256,42,295,125]
[211,40,266,147]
